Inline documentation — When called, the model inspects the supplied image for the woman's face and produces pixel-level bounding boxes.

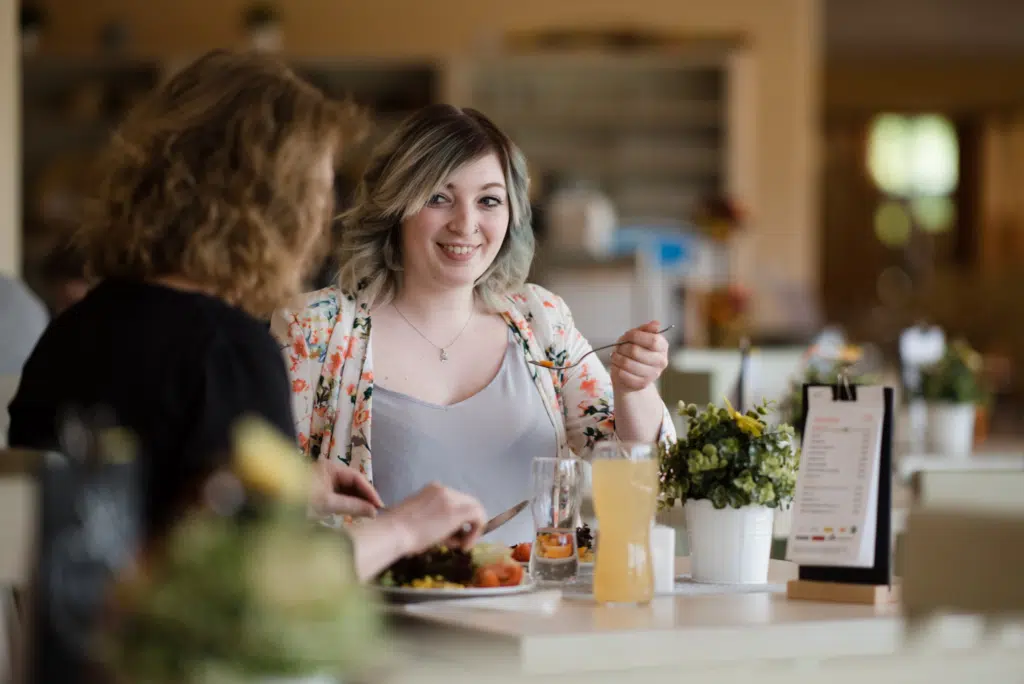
[399,152,510,293]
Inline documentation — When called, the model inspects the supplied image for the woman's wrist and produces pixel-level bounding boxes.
[612,384,664,443]
[346,515,416,582]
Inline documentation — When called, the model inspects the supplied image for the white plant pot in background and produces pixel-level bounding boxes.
[684,499,773,584]
[926,402,976,459]
[905,398,928,452]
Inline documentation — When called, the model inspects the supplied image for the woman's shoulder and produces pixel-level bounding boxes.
[274,285,359,331]
[506,282,571,318]
[504,283,577,348]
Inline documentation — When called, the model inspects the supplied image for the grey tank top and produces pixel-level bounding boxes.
[372,330,558,546]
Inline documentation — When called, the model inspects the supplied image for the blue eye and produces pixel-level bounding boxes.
[480,196,503,208]
[427,193,449,206]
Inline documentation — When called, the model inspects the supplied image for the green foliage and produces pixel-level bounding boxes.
[920,340,986,405]
[659,399,799,511]
[103,417,380,683]
[104,503,380,684]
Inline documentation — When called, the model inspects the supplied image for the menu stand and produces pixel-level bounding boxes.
[785,377,899,605]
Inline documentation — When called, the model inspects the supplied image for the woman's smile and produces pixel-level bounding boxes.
[438,242,481,262]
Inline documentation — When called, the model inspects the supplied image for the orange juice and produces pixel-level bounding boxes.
[592,457,658,604]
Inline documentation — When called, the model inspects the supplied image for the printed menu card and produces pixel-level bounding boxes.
[786,386,885,568]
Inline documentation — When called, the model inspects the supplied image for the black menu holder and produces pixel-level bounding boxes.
[786,374,899,605]
[29,448,141,683]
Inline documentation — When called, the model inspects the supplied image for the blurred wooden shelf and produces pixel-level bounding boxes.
[444,54,733,225]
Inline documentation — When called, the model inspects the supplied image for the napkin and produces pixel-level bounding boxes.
[651,524,676,593]
[404,589,563,615]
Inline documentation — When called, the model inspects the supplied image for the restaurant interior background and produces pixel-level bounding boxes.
[2,2,1024,681]
[2,0,1023,429]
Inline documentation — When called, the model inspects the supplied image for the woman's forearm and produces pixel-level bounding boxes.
[613,385,665,443]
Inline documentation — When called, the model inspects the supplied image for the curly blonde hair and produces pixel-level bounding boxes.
[82,50,366,316]
[338,104,534,310]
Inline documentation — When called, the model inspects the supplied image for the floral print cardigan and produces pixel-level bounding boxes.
[270,283,676,480]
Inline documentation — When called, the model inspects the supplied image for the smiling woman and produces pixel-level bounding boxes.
[338,104,534,311]
[271,104,676,545]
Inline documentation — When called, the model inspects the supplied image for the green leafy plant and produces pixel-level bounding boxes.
[778,363,880,432]
[659,399,799,511]
[103,419,380,684]
[920,339,986,405]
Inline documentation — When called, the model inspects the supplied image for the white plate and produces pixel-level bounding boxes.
[376,578,536,603]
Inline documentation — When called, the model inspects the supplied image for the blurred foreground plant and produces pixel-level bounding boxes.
[103,417,380,684]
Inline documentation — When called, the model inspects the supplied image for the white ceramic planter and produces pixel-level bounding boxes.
[926,402,976,459]
[684,499,773,584]
[905,398,928,452]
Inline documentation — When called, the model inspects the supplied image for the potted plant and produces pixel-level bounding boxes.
[243,2,283,52]
[692,193,746,243]
[777,346,878,436]
[20,3,48,54]
[704,283,751,348]
[920,339,986,458]
[102,418,380,683]
[659,399,799,584]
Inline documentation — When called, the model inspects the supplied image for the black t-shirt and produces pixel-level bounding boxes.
[7,279,296,537]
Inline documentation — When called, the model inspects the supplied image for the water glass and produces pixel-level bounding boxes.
[591,441,658,605]
[529,457,584,584]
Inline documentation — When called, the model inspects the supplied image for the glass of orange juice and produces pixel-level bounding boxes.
[592,441,658,605]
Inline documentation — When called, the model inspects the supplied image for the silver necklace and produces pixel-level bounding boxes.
[392,304,473,362]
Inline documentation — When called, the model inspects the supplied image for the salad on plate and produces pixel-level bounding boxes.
[376,542,526,591]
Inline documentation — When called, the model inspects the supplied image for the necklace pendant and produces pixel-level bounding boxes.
[439,348,449,362]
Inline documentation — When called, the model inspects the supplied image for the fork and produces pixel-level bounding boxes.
[528,325,675,372]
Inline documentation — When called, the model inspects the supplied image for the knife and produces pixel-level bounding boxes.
[482,499,529,535]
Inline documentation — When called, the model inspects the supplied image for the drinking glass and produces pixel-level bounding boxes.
[529,457,584,584]
[592,441,658,605]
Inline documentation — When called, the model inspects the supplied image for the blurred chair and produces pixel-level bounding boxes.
[658,367,711,439]
[911,469,1024,514]
[659,367,712,409]
[902,508,1024,630]
[670,347,804,409]
[895,468,1024,578]
[0,449,44,684]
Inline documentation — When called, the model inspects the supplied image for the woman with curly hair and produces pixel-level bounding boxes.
[8,50,347,537]
[8,53,488,567]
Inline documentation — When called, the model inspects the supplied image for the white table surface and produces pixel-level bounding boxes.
[382,647,1024,684]
[387,557,966,675]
